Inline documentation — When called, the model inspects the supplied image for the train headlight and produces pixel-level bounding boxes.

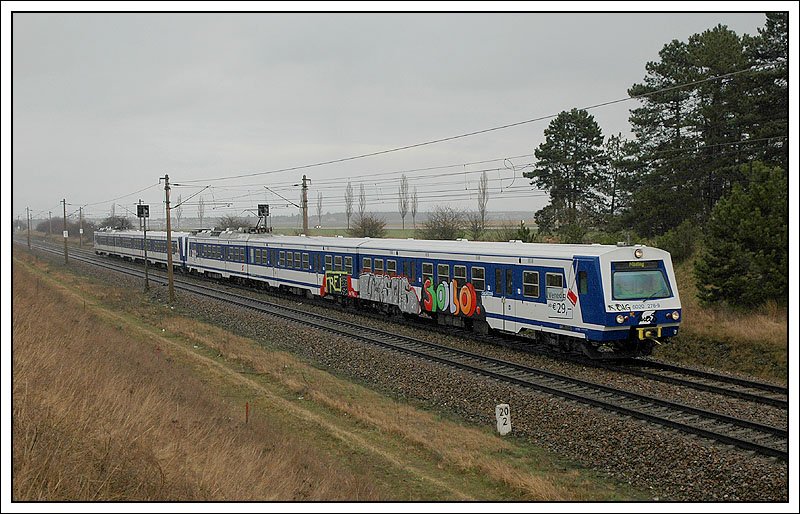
[670,311,680,320]
[616,314,626,324]
[634,248,643,259]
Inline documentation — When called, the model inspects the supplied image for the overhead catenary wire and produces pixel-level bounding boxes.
[177,64,774,185]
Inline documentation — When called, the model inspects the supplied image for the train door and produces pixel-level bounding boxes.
[494,266,517,332]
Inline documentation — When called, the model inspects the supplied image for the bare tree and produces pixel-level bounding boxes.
[218,214,253,229]
[358,183,367,219]
[478,170,489,232]
[348,213,386,238]
[411,186,418,229]
[467,211,485,240]
[175,194,183,230]
[197,195,205,227]
[419,206,466,240]
[316,192,323,228]
[398,174,409,230]
[345,181,354,229]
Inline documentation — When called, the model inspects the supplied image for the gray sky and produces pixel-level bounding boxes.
[11,10,770,223]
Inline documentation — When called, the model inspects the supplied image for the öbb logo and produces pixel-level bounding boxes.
[422,279,481,317]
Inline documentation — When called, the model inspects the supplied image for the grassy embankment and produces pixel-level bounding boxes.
[652,257,787,383]
[12,248,643,501]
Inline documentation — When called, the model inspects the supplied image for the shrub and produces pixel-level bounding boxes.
[655,219,698,263]
[694,162,787,307]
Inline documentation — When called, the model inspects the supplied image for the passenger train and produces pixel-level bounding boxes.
[94,228,682,358]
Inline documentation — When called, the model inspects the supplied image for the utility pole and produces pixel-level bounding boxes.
[48,211,52,236]
[139,199,149,291]
[301,174,310,234]
[26,207,31,250]
[79,206,83,248]
[160,174,175,303]
[62,199,68,264]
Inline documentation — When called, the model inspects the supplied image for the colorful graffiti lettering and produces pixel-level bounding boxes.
[320,271,356,297]
[359,273,420,315]
[423,279,481,317]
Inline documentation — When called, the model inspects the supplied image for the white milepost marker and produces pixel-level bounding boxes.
[495,404,511,435]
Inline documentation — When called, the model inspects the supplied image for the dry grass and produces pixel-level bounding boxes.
[12,261,379,501]
[674,259,788,347]
[165,318,577,500]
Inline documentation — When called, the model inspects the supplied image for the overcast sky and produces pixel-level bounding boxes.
[10,9,771,223]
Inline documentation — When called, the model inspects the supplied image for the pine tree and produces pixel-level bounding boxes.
[524,108,605,230]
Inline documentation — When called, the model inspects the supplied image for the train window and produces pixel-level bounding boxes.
[495,268,503,294]
[290,252,297,268]
[506,269,513,295]
[362,257,371,272]
[402,260,409,278]
[612,269,670,300]
[387,260,396,276]
[523,271,539,298]
[325,255,332,271]
[422,262,433,284]
[472,267,485,291]
[374,259,384,274]
[578,271,588,294]
[437,264,450,283]
[294,252,301,269]
[279,251,286,267]
[334,255,343,271]
[303,253,310,270]
[345,256,353,274]
[546,273,563,289]
[410,260,416,282]
[454,265,467,284]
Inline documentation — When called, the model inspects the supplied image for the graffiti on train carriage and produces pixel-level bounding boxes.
[359,273,421,315]
[320,271,356,297]
[422,279,482,317]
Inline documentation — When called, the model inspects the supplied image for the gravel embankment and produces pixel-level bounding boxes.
[24,246,788,501]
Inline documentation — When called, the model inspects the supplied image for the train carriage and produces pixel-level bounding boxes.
[94,229,188,269]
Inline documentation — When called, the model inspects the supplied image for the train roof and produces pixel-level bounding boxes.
[197,231,654,258]
[97,229,661,258]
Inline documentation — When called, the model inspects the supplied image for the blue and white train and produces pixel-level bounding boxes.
[94,228,682,358]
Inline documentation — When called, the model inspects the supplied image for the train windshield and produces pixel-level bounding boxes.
[612,270,671,300]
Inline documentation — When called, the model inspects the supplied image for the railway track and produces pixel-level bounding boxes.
[18,240,789,461]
